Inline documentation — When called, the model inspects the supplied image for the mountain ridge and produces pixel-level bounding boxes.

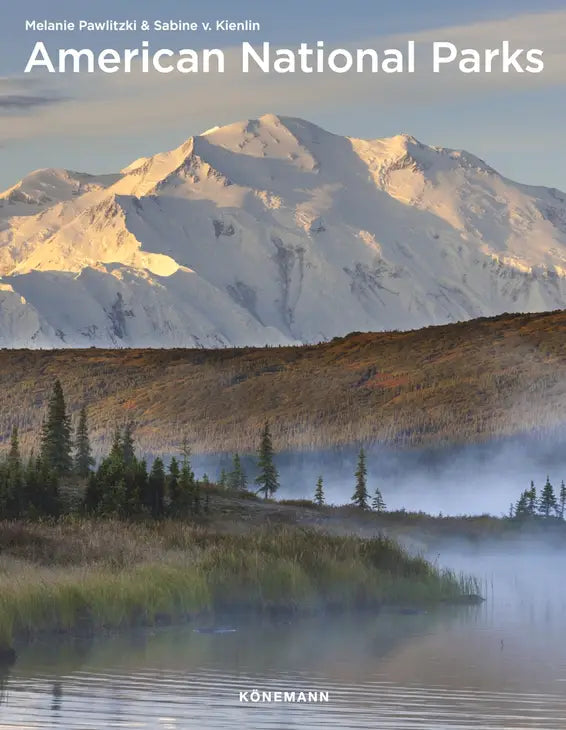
[1,113,566,348]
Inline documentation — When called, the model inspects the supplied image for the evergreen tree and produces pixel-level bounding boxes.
[7,425,23,516]
[228,454,247,491]
[148,458,165,518]
[255,421,279,499]
[84,471,103,514]
[352,448,369,509]
[108,426,123,464]
[122,422,136,466]
[539,476,558,518]
[99,476,127,517]
[314,475,325,506]
[526,481,537,515]
[22,454,40,518]
[0,428,22,519]
[74,407,94,478]
[174,452,195,516]
[194,480,202,514]
[372,486,386,513]
[40,380,73,475]
[37,458,61,517]
[168,456,180,513]
[218,468,228,489]
[559,480,566,520]
[91,426,134,517]
[515,489,530,518]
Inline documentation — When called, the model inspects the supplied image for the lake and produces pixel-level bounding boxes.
[1,545,566,729]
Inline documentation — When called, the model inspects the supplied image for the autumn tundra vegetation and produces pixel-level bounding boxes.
[1,310,565,459]
[0,379,489,654]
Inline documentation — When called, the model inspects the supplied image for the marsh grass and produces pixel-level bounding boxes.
[0,518,479,648]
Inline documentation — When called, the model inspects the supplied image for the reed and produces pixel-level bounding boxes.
[0,518,479,647]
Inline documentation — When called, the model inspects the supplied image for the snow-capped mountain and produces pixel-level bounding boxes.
[1,113,566,348]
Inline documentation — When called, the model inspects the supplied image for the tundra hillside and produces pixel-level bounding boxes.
[0,310,565,456]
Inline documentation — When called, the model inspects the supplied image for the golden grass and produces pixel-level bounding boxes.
[0,518,477,647]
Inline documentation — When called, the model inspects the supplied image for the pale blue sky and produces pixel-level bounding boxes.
[1,0,565,190]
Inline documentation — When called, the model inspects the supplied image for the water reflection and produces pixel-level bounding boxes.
[1,546,566,729]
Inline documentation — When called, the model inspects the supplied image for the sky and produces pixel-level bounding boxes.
[1,0,566,190]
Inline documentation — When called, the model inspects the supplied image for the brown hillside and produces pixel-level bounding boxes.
[1,310,566,455]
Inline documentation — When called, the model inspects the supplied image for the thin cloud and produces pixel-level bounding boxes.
[0,94,67,110]
[0,77,68,115]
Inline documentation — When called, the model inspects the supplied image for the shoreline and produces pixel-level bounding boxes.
[0,515,480,656]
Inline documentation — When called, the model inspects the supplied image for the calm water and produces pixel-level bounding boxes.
[1,547,566,729]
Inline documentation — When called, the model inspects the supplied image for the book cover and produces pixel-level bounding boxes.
[1,2,565,728]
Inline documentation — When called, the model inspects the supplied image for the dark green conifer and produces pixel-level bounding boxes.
[314,475,325,506]
[255,422,279,499]
[228,454,247,491]
[559,480,566,520]
[148,458,165,518]
[372,486,386,513]
[74,407,94,478]
[539,476,558,518]
[352,447,369,510]
[40,380,72,475]
[526,481,537,515]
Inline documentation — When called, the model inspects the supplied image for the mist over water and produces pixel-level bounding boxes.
[195,434,566,516]
[3,437,566,727]
[2,540,566,729]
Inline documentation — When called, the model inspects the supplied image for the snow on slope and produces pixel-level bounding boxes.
[1,113,566,348]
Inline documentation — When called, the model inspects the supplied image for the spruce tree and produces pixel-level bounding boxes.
[108,427,123,464]
[168,456,180,513]
[122,422,136,466]
[527,481,537,515]
[37,458,61,517]
[515,490,530,518]
[84,471,103,514]
[40,380,72,475]
[352,447,369,509]
[148,458,165,518]
[7,426,23,517]
[559,480,566,520]
[314,475,325,506]
[175,452,195,515]
[194,480,202,514]
[539,476,558,518]
[23,454,40,518]
[97,427,125,510]
[372,486,386,513]
[255,421,279,499]
[228,454,247,491]
[218,468,228,489]
[74,407,94,478]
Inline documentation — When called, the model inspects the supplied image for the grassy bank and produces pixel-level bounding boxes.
[0,518,478,648]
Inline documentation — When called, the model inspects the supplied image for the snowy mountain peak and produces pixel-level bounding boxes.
[0,115,565,349]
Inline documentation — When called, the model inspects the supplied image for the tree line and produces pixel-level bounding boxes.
[0,380,391,521]
[511,478,566,520]
[0,379,288,520]
[11,379,566,525]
